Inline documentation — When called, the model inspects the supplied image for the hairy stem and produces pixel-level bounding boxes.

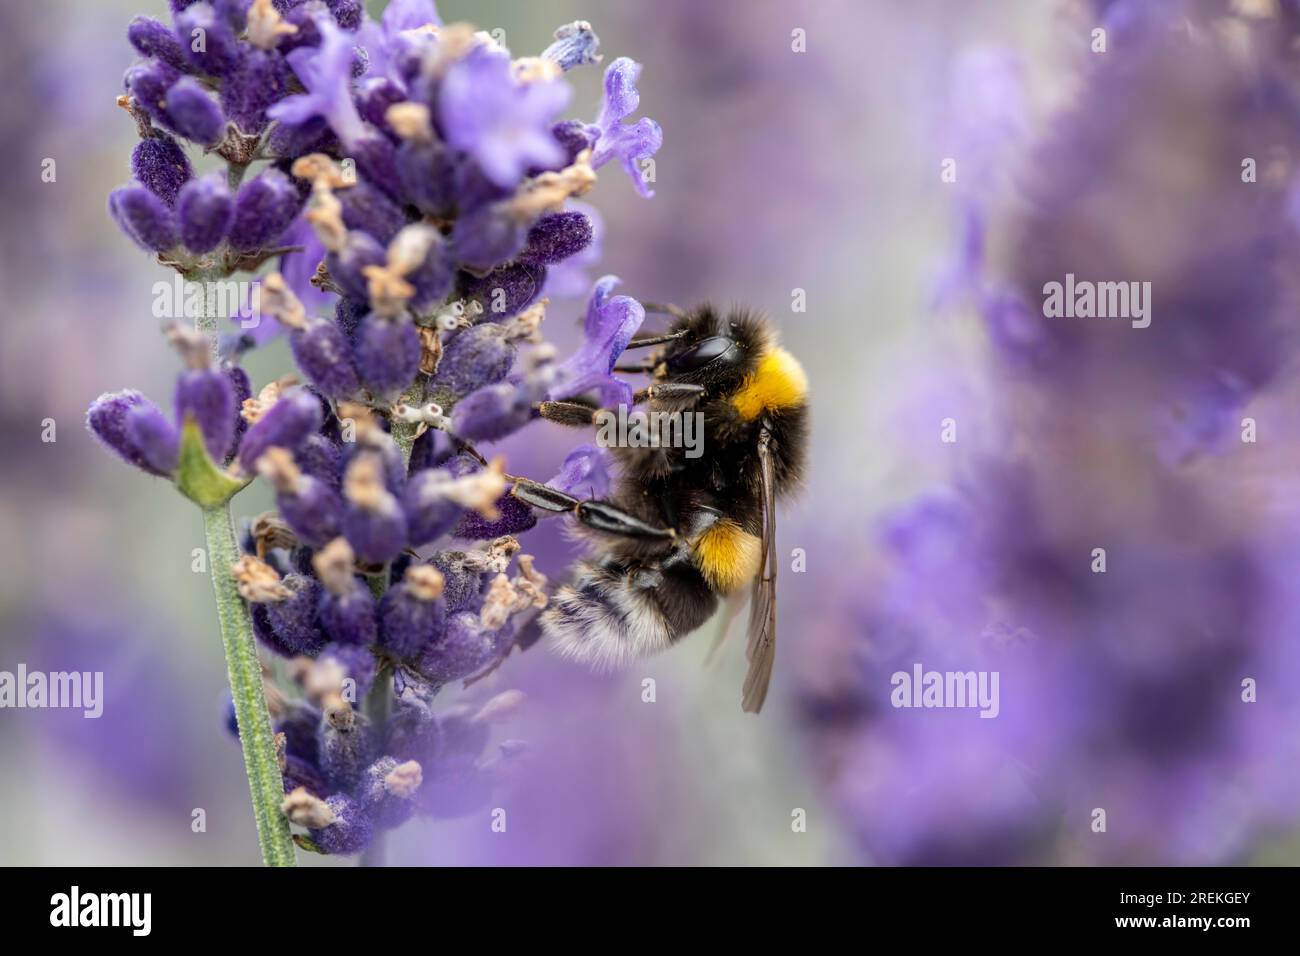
[359,669,393,867]
[203,502,298,867]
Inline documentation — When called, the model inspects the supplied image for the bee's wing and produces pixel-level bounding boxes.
[742,426,778,713]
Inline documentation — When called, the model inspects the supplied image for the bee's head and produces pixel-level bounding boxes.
[657,305,768,394]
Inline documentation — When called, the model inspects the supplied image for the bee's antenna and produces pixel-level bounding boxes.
[622,329,688,349]
[641,302,687,319]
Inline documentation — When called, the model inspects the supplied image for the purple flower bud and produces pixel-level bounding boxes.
[457,262,546,319]
[268,116,338,157]
[349,131,405,204]
[407,426,443,473]
[541,21,602,72]
[259,452,345,547]
[326,232,386,302]
[354,318,421,400]
[228,169,302,252]
[402,468,467,547]
[355,77,406,132]
[246,599,285,654]
[296,433,343,488]
[225,362,252,448]
[380,567,447,660]
[265,574,327,656]
[238,388,323,473]
[519,211,593,265]
[455,495,536,539]
[318,582,378,647]
[309,793,374,854]
[220,48,288,134]
[359,756,423,830]
[397,138,456,215]
[319,642,378,698]
[428,549,486,613]
[343,429,406,496]
[274,2,323,52]
[127,16,189,71]
[288,318,362,400]
[131,134,192,208]
[338,181,407,245]
[282,755,328,797]
[176,172,233,253]
[551,119,597,166]
[175,366,237,461]
[325,0,364,31]
[407,234,456,310]
[212,0,248,30]
[281,483,344,550]
[451,203,528,271]
[343,454,409,565]
[334,297,368,339]
[275,698,322,765]
[124,60,181,128]
[319,711,379,791]
[109,184,178,251]
[165,78,226,147]
[450,381,534,442]
[384,676,439,763]
[175,2,241,77]
[124,403,182,475]
[415,611,507,684]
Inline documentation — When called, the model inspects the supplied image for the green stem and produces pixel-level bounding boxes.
[391,382,425,467]
[356,383,423,866]
[358,671,393,867]
[203,502,298,867]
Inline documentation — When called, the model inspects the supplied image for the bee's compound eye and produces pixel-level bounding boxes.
[666,336,739,373]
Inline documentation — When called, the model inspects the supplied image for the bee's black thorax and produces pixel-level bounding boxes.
[609,305,809,550]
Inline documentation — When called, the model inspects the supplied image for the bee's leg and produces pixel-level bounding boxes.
[613,358,657,373]
[536,384,706,428]
[510,478,677,540]
[634,382,706,404]
[535,400,603,428]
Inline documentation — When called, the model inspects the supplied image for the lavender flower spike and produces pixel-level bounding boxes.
[92,0,666,865]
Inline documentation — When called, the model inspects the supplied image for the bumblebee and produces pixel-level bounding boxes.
[510,304,809,712]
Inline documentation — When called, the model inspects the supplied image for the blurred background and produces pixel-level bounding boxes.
[4,0,1299,865]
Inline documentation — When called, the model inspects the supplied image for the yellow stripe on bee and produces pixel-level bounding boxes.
[730,347,808,420]
[693,519,763,593]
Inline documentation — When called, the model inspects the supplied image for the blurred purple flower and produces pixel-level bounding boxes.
[588,58,662,197]
[439,46,571,188]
